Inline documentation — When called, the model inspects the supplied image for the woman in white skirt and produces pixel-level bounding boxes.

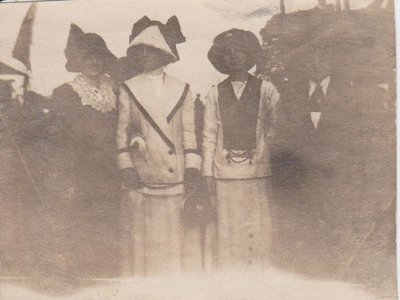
[115,16,206,276]
[203,29,280,271]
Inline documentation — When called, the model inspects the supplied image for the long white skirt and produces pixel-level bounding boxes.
[215,178,272,271]
[120,190,203,277]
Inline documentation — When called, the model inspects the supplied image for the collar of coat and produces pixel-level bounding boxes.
[122,72,189,150]
[308,76,331,97]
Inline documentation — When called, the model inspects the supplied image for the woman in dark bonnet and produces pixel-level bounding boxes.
[24,24,121,287]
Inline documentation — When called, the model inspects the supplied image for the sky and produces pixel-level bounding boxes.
[0,0,374,96]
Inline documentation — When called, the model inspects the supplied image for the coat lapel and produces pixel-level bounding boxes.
[306,76,335,130]
[129,75,170,133]
[163,74,189,123]
[123,74,188,150]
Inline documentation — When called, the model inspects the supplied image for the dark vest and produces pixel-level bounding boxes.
[218,75,262,151]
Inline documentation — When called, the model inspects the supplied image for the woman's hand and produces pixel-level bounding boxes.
[129,136,146,153]
[182,173,216,228]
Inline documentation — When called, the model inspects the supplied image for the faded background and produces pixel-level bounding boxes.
[0,0,396,299]
[1,0,372,96]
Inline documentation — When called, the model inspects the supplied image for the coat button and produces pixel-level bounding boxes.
[168,149,175,155]
[168,168,174,173]
[248,233,254,239]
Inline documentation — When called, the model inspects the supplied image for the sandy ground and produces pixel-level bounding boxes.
[0,269,378,300]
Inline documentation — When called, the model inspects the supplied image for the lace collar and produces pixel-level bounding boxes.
[69,74,117,113]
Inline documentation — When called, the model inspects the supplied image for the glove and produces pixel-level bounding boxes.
[182,168,215,228]
[184,168,207,204]
[184,167,201,186]
[120,168,142,189]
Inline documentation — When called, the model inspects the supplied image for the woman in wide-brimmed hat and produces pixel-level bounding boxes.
[202,28,280,271]
[22,24,121,286]
[115,16,211,276]
[111,15,185,81]
[207,28,261,75]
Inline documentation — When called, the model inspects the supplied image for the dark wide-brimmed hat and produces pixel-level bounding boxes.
[64,24,117,74]
[207,29,261,74]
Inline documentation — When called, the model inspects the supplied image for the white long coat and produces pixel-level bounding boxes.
[116,71,201,189]
[117,71,203,275]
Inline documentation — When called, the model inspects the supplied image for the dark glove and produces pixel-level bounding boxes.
[184,168,209,204]
[120,168,142,189]
[182,169,215,228]
[184,167,201,188]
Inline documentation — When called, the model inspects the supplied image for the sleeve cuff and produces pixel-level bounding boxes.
[202,159,214,176]
[185,152,201,170]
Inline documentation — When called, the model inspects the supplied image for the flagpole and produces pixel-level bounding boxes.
[0,1,39,190]
[0,102,43,281]
[0,107,40,196]
[0,1,38,191]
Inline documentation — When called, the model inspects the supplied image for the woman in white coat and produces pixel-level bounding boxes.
[116,16,206,276]
[203,29,280,271]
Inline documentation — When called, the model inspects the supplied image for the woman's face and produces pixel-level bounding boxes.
[80,52,106,76]
[128,45,173,72]
[141,46,164,71]
[222,47,248,73]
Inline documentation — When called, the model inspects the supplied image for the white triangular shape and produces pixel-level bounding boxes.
[310,112,322,129]
[129,25,176,59]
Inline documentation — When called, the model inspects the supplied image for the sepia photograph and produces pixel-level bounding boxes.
[0,0,396,299]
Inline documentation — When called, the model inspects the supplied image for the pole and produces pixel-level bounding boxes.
[280,0,286,15]
[344,0,350,10]
[336,0,342,11]
[0,109,39,196]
